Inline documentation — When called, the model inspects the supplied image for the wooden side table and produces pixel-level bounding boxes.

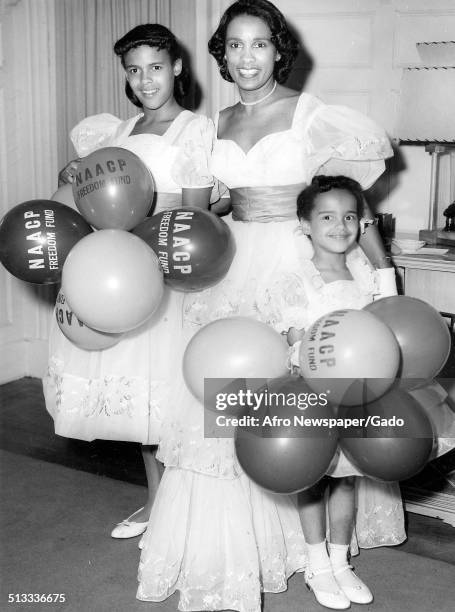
[392,247,455,526]
[392,248,455,320]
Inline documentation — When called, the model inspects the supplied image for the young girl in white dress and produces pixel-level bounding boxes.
[43,24,215,539]
[137,3,403,611]
[287,175,455,610]
[287,175,386,610]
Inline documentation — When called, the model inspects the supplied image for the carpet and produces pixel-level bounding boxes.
[1,450,454,612]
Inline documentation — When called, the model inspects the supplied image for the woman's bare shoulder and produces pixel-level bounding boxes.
[218,104,239,133]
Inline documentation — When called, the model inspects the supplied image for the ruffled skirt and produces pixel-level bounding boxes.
[136,466,406,611]
[43,287,184,444]
[137,467,306,612]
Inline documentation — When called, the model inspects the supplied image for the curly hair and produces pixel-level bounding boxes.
[208,0,299,84]
[114,24,190,107]
[297,176,364,221]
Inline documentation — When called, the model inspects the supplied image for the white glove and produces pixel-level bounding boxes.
[375,267,398,298]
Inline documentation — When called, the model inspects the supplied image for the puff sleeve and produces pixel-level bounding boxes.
[304,99,393,189]
[70,113,123,158]
[171,115,215,188]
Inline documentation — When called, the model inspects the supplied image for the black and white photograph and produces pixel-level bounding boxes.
[1,1,454,610]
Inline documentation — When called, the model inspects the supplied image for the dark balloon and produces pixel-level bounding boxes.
[132,208,235,291]
[0,200,93,284]
[235,376,339,494]
[72,147,155,230]
[339,387,434,482]
[364,296,451,380]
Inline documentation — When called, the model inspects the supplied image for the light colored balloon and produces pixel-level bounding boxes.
[299,309,400,406]
[62,229,164,333]
[55,290,122,350]
[183,316,289,404]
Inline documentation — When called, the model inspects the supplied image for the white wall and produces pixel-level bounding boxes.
[0,0,58,384]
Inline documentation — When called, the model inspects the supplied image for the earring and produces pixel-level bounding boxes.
[276,53,281,61]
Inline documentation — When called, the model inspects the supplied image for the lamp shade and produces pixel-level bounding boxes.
[395,67,455,143]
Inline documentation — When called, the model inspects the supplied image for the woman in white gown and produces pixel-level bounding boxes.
[137,3,406,611]
[43,23,216,537]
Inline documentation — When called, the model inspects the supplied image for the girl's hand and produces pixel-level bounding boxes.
[58,159,80,186]
[286,326,305,346]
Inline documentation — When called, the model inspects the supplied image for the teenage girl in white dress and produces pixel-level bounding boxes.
[43,23,215,540]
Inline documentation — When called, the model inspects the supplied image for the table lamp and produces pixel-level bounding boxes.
[395,41,455,246]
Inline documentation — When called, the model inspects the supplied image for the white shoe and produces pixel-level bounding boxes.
[111,507,149,539]
[333,565,373,605]
[305,567,351,610]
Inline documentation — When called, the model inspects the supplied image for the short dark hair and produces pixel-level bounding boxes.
[208,0,299,84]
[297,176,364,221]
[114,24,190,107]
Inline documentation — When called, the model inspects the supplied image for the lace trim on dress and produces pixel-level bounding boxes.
[328,136,392,161]
[156,429,239,479]
[138,543,306,612]
[44,357,169,443]
[138,559,262,612]
[183,272,310,333]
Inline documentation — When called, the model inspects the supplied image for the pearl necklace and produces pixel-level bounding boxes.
[239,81,277,106]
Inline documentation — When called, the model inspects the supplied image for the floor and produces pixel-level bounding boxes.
[1,377,454,612]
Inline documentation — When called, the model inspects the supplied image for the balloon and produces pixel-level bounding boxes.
[55,290,122,350]
[235,376,339,493]
[51,184,78,211]
[339,388,434,481]
[0,200,93,284]
[62,229,164,333]
[183,316,289,407]
[298,309,400,406]
[133,208,235,291]
[364,296,451,380]
[72,147,155,230]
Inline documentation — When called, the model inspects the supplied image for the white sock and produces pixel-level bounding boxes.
[306,541,331,571]
[306,541,342,594]
[329,542,372,595]
[328,542,349,569]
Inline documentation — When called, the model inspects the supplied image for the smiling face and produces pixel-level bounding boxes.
[224,14,279,92]
[304,189,360,256]
[123,45,182,111]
